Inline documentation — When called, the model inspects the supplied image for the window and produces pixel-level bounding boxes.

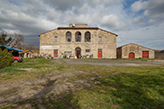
[54,36,58,42]
[86,49,90,52]
[66,31,72,42]
[98,36,102,42]
[98,49,102,51]
[85,31,91,42]
[75,31,81,42]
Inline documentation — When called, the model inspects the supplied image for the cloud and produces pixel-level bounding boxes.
[117,21,164,50]
[0,0,163,50]
[131,0,164,24]
[131,0,148,12]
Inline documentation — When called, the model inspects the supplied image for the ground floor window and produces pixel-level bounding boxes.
[86,49,90,52]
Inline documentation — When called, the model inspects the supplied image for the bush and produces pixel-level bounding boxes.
[0,48,13,69]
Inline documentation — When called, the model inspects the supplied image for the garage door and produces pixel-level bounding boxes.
[142,51,149,58]
[129,52,135,59]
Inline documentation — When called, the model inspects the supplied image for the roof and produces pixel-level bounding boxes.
[117,43,154,51]
[0,45,22,52]
[22,50,39,53]
[38,25,118,37]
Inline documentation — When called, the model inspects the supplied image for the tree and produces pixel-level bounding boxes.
[0,32,24,49]
[0,32,12,46]
[0,48,13,68]
[22,44,39,50]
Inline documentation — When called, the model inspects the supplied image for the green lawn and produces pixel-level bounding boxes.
[0,58,164,109]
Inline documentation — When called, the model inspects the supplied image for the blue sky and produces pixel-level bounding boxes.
[0,0,164,50]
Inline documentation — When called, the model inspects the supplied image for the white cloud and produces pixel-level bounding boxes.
[131,0,148,12]
[0,0,163,49]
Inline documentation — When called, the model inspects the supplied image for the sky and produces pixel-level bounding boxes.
[0,0,164,50]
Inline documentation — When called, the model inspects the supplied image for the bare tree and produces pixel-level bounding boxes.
[0,32,12,46]
[22,44,39,50]
[7,33,24,49]
[0,32,24,49]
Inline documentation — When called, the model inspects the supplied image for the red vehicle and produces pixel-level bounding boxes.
[0,45,23,62]
[13,56,23,62]
[12,51,23,62]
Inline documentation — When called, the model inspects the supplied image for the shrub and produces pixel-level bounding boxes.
[0,48,13,69]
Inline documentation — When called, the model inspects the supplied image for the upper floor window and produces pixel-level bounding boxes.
[98,36,102,42]
[85,31,91,42]
[54,36,58,42]
[75,31,81,42]
[66,31,72,42]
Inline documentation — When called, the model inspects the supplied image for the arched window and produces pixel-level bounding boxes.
[66,31,72,42]
[75,31,81,42]
[85,31,91,42]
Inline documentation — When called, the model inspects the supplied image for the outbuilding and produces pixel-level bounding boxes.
[117,43,155,59]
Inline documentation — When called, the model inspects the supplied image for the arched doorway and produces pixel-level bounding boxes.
[75,47,81,59]
[129,52,135,59]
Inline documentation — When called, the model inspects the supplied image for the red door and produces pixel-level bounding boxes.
[129,52,135,59]
[142,51,149,58]
[54,50,58,58]
[76,52,80,59]
[98,49,102,58]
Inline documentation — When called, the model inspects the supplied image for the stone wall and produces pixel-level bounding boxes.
[39,26,117,58]
[117,43,155,58]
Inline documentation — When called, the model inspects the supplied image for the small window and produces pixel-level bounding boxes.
[86,49,90,52]
[54,36,58,42]
[98,49,102,51]
[98,36,102,42]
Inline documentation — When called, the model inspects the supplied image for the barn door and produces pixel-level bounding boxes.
[142,51,149,58]
[98,49,102,58]
[54,50,58,58]
[129,52,135,59]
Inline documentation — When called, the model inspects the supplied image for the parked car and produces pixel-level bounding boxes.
[13,56,23,62]
[12,51,23,62]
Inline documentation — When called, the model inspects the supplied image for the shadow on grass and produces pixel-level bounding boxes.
[86,72,164,108]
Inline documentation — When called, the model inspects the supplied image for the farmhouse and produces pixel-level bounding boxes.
[39,24,118,59]
[117,43,155,59]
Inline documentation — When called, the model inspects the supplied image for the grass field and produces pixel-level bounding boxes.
[0,58,164,109]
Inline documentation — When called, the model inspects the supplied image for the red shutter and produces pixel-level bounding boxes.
[98,50,102,58]
[54,50,58,58]
[142,51,149,58]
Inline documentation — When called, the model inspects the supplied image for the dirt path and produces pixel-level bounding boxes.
[0,69,102,108]
[62,59,164,66]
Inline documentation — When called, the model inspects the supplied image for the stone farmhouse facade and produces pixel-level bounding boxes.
[39,24,118,59]
[117,43,155,59]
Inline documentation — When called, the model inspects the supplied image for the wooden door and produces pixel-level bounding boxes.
[54,50,58,58]
[129,52,135,59]
[76,52,80,59]
[142,51,149,58]
[98,49,102,58]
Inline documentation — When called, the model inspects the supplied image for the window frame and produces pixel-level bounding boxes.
[66,31,72,42]
[54,36,58,42]
[98,36,102,42]
[85,49,90,52]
